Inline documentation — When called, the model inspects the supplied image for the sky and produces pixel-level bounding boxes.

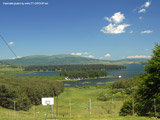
[0,0,159,60]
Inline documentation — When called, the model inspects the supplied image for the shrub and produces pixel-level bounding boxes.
[119,99,133,116]
[97,91,112,101]
[0,77,64,110]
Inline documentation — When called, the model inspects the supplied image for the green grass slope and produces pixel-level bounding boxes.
[0,87,157,120]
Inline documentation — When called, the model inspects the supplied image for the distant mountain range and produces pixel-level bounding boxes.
[0,54,149,65]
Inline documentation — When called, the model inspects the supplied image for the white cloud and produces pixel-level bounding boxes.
[8,41,14,45]
[16,56,22,59]
[86,55,94,58]
[137,1,151,14]
[144,1,151,8]
[102,12,130,34]
[111,12,125,24]
[101,23,130,34]
[138,9,146,13]
[98,57,103,60]
[141,30,153,34]
[104,12,125,24]
[71,52,91,56]
[10,56,22,59]
[127,55,151,59]
[104,53,111,57]
[104,17,112,23]
[71,53,82,56]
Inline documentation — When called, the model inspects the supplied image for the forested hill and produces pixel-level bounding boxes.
[0,54,111,65]
[0,54,148,65]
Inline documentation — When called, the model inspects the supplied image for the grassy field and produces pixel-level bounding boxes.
[0,86,158,120]
[0,64,26,75]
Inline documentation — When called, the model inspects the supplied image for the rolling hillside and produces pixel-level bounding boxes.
[0,54,149,65]
[0,55,110,65]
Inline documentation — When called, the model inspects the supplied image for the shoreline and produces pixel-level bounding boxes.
[62,75,116,82]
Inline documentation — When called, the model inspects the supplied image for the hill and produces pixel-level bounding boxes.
[114,58,149,64]
[0,54,111,65]
[0,54,149,65]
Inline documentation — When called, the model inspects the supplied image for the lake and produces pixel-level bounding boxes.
[63,64,145,87]
[6,72,60,77]
[6,64,145,87]
[107,64,145,78]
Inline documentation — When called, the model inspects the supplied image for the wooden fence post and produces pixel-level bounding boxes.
[132,98,134,115]
[89,98,91,115]
[69,100,72,117]
[14,101,16,118]
[154,99,157,117]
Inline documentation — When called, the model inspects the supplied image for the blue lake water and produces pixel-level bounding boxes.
[6,64,145,87]
[6,72,60,77]
[107,64,145,79]
[63,64,145,87]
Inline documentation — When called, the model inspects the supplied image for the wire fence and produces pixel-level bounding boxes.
[0,99,123,120]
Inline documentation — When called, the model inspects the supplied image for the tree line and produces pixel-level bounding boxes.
[0,76,64,111]
[24,64,126,72]
[60,70,108,79]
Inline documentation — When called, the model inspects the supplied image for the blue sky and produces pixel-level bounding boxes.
[0,0,159,60]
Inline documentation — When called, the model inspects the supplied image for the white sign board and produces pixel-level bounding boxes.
[42,97,54,106]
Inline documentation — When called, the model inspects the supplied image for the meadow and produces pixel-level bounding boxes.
[0,53,159,120]
[0,86,158,120]
[0,64,27,75]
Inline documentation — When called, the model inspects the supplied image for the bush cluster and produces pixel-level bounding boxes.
[0,77,64,111]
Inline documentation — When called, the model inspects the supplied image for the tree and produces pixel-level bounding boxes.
[119,99,133,116]
[15,92,31,111]
[135,43,160,116]
[0,77,64,111]
[120,43,160,117]
[0,85,31,110]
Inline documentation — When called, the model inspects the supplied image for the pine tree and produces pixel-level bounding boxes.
[136,43,160,116]
[119,43,160,117]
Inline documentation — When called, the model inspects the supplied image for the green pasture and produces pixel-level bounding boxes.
[0,64,24,75]
[0,87,158,120]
